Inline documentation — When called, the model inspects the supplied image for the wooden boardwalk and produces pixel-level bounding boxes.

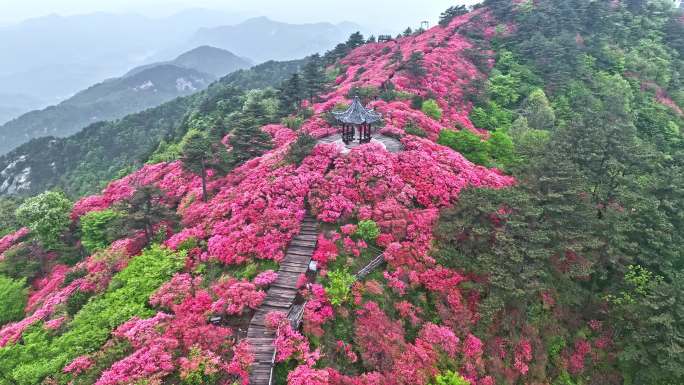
[246,213,319,385]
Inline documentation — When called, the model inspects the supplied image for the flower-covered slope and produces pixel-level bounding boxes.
[0,9,521,385]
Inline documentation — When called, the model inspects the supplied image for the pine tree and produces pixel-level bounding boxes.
[302,54,326,103]
[227,102,273,169]
[439,5,469,26]
[117,185,177,244]
[404,51,426,78]
[403,27,413,37]
[346,32,365,49]
[521,88,555,130]
[278,73,304,114]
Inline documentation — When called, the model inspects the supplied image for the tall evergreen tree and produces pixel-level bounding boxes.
[301,54,326,103]
[116,185,177,244]
[439,5,469,26]
[278,73,304,114]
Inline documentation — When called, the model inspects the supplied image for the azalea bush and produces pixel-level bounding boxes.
[0,245,184,384]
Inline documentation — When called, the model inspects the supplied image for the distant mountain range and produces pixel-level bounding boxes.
[0,46,251,155]
[0,11,363,126]
[0,93,44,126]
[186,17,362,63]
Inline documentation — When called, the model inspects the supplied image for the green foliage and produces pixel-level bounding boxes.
[79,209,124,253]
[439,5,469,26]
[0,275,27,325]
[404,52,427,78]
[421,99,443,120]
[65,290,93,316]
[354,220,380,242]
[487,72,521,107]
[0,243,43,281]
[430,371,470,385]
[180,126,230,202]
[115,186,178,244]
[0,245,184,385]
[404,122,428,138]
[282,116,304,130]
[286,133,317,165]
[302,54,327,103]
[521,89,555,130]
[0,197,22,237]
[15,191,71,250]
[438,130,490,165]
[487,130,519,168]
[325,269,356,307]
[469,101,513,131]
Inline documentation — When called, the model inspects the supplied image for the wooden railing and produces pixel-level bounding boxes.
[354,253,385,281]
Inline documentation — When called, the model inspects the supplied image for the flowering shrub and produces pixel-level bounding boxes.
[254,270,278,287]
[0,227,30,256]
[288,365,330,385]
[210,278,266,316]
[304,284,334,337]
[63,355,94,375]
[149,273,202,309]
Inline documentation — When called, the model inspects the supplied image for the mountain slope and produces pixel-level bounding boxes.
[0,46,252,156]
[0,2,683,385]
[124,45,252,78]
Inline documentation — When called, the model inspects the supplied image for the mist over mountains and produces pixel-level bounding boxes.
[0,10,364,125]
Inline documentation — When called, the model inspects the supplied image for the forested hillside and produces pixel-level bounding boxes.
[0,47,252,156]
[0,1,682,385]
[0,58,309,197]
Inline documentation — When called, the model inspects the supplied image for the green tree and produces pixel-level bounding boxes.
[286,133,317,165]
[227,125,273,169]
[15,191,71,250]
[325,269,356,306]
[79,209,124,253]
[302,54,327,103]
[404,52,427,78]
[0,275,27,325]
[279,73,304,114]
[0,198,22,237]
[116,186,177,244]
[421,99,443,120]
[487,130,518,169]
[487,72,521,107]
[521,89,556,130]
[180,126,230,202]
[438,129,490,165]
[439,5,469,27]
[469,102,513,131]
[346,32,366,49]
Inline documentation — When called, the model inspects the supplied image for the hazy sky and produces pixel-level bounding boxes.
[0,0,479,31]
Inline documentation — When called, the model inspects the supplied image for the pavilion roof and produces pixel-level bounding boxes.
[332,96,382,125]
